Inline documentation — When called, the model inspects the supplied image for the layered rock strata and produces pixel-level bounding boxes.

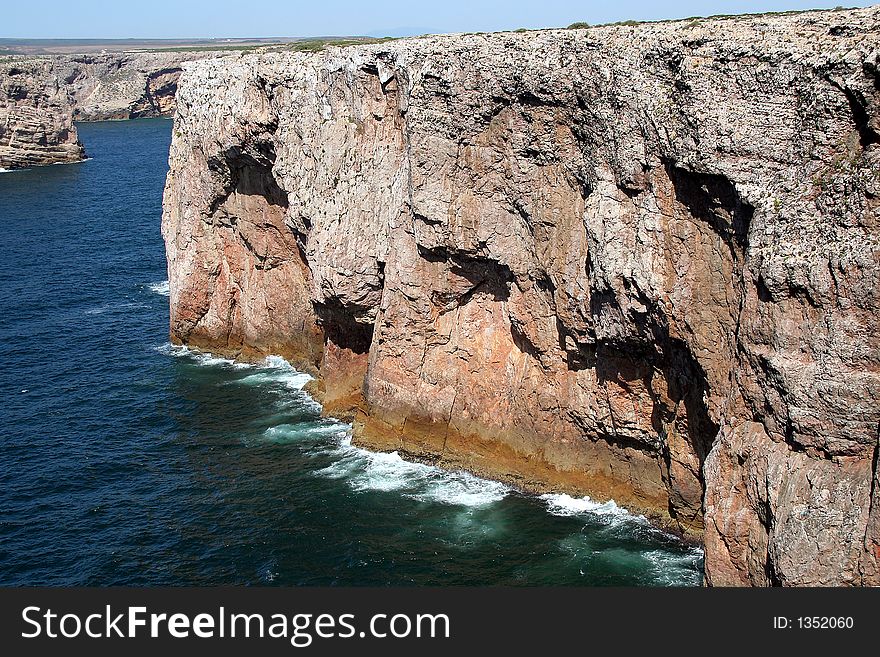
[162,7,880,586]
[0,59,84,169]
[1,51,237,169]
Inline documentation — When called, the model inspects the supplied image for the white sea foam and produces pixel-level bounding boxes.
[156,343,319,402]
[197,353,244,367]
[52,157,92,166]
[263,355,290,368]
[262,422,348,443]
[643,547,704,586]
[314,435,509,508]
[236,360,313,390]
[147,280,170,296]
[155,342,191,358]
[85,301,148,315]
[540,492,639,522]
[415,471,510,507]
[153,340,691,555]
[153,342,248,368]
[155,343,311,373]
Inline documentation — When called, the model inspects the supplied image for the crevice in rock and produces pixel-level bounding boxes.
[825,75,880,147]
[451,256,513,304]
[765,539,782,586]
[866,435,879,581]
[510,322,543,360]
[557,319,597,371]
[589,283,720,528]
[781,418,838,460]
[867,432,878,526]
[132,67,182,118]
[593,331,719,462]
[313,298,375,355]
[207,141,287,214]
[6,85,28,101]
[515,89,558,108]
[423,248,514,306]
[204,139,315,299]
[413,210,445,226]
[417,243,451,263]
[667,338,720,465]
[664,161,754,254]
[232,160,288,206]
[755,275,773,303]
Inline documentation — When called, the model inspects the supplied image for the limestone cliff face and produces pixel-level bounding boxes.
[1,51,237,168]
[162,7,880,586]
[60,52,235,121]
[0,59,84,169]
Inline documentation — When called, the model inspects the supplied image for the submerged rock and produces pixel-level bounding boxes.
[162,7,880,585]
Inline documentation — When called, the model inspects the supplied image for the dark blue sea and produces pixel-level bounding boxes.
[0,118,702,586]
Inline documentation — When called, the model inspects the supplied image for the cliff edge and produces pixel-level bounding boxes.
[1,51,238,169]
[162,7,880,586]
[1,59,84,169]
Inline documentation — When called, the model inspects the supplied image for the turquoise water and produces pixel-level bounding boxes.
[0,118,703,586]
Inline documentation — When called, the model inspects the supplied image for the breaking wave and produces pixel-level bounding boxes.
[147,280,170,296]
[154,343,672,521]
[643,548,705,586]
[540,492,640,522]
[261,421,348,445]
[236,368,313,391]
[155,344,317,403]
[154,341,702,583]
[156,342,505,507]
[315,435,510,508]
[154,342,247,368]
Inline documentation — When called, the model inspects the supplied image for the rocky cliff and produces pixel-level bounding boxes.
[1,51,236,169]
[59,52,238,121]
[1,59,84,169]
[162,7,880,586]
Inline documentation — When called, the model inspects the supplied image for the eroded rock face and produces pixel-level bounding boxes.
[1,51,240,168]
[0,59,85,169]
[60,52,234,121]
[162,7,880,585]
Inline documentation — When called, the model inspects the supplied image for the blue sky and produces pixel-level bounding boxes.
[1,0,875,39]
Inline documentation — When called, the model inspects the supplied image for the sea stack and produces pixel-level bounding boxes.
[161,6,880,586]
[0,59,85,169]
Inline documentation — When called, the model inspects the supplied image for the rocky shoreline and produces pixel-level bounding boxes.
[161,7,880,585]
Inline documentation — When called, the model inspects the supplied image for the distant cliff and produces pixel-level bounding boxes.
[1,51,236,169]
[60,52,238,121]
[163,6,876,586]
[0,59,84,169]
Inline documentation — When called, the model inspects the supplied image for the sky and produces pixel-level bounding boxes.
[1,0,875,39]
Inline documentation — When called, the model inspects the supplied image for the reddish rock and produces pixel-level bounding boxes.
[162,7,880,585]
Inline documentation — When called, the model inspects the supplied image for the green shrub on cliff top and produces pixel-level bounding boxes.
[281,36,396,53]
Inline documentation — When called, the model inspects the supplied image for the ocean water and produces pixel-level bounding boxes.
[0,118,703,586]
